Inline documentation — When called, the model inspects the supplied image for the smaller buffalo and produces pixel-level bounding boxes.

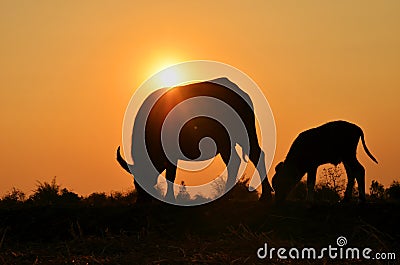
[272,120,378,203]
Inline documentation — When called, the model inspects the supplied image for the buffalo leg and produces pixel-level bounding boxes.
[344,160,366,202]
[165,162,177,201]
[221,148,241,194]
[343,161,356,202]
[306,167,317,202]
[249,146,273,200]
[352,160,366,202]
[134,179,153,203]
[343,178,355,202]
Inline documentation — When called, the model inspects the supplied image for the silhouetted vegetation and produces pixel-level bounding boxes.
[0,177,398,264]
[386,180,400,201]
[0,188,25,209]
[319,166,346,196]
[370,180,385,201]
[176,181,191,203]
[2,175,399,208]
[211,174,260,202]
[287,166,400,205]
[25,177,81,207]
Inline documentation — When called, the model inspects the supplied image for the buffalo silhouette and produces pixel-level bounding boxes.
[117,78,273,203]
[272,120,378,203]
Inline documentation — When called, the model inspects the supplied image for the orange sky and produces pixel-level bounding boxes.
[0,1,399,196]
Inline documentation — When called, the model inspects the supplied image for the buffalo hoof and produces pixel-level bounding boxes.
[259,191,273,202]
[273,197,285,206]
[340,196,352,203]
[305,201,315,209]
[357,198,367,206]
[135,194,154,204]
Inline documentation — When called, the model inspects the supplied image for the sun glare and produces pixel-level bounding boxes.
[146,56,187,88]
[151,62,203,88]
[159,67,180,87]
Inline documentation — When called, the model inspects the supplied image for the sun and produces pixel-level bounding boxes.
[158,66,181,87]
[150,62,191,88]
[145,55,188,88]
[150,61,203,88]
[145,52,203,88]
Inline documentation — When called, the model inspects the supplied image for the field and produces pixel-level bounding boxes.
[0,196,398,265]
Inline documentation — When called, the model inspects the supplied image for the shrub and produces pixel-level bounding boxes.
[0,188,26,208]
[28,177,81,206]
[369,180,385,200]
[287,181,308,201]
[386,181,400,201]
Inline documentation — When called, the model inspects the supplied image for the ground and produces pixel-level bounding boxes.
[0,199,399,264]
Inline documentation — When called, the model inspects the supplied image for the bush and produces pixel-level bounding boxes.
[287,179,342,203]
[60,188,81,205]
[29,177,61,205]
[315,184,341,203]
[386,181,400,201]
[224,178,259,202]
[28,177,81,206]
[176,181,191,203]
[0,188,26,208]
[287,181,307,201]
[84,192,109,206]
[369,180,385,200]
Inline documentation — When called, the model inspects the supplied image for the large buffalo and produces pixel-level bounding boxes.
[272,121,378,203]
[117,78,273,202]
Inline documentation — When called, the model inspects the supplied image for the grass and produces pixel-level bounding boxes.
[0,198,398,264]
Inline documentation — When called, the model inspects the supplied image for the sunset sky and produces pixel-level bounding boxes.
[1,1,399,196]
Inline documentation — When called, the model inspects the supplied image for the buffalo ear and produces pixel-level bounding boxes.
[275,162,284,173]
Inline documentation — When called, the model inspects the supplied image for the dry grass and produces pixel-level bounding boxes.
[0,199,398,264]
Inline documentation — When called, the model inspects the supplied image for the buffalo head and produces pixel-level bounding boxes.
[272,162,300,202]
